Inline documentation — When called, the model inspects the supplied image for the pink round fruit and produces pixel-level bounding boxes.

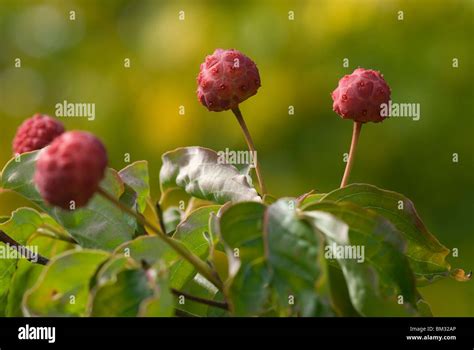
[12,114,65,155]
[331,68,391,123]
[34,131,108,209]
[197,48,261,112]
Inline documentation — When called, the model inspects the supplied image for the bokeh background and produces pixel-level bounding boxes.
[0,0,472,316]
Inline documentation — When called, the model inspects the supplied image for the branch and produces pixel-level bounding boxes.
[171,288,229,310]
[155,201,168,235]
[97,187,223,291]
[0,230,49,265]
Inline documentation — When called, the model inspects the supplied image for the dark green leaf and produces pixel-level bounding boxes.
[303,202,419,316]
[207,291,229,317]
[118,161,150,213]
[174,276,218,317]
[219,202,266,262]
[218,202,271,316]
[90,253,173,317]
[321,184,454,285]
[91,269,153,317]
[230,258,271,316]
[326,264,360,317]
[170,205,220,289]
[266,198,322,316]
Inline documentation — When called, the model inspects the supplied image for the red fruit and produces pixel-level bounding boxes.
[331,68,391,123]
[12,113,65,155]
[197,48,261,112]
[34,131,108,209]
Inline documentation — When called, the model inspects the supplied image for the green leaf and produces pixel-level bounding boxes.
[217,200,348,316]
[1,151,137,251]
[114,236,173,267]
[174,276,218,317]
[6,234,74,316]
[50,170,137,250]
[326,264,360,317]
[23,250,109,316]
[218,202,271,316]
[266,198,322,316]
[118,183,141,234]
[139,287,174,317]
[0,208,49,316]
[0,208,44,244]
[299,193,326,208]
[207,291,229,317]
[91,269,153,317]
[1,151,43,203]
[416,297,433,317]
[94,255,139,287]
[119,183,138,211]
[160,147,261,204]
[303,202,419,316]
[320,184,453,285]
[170,205,220,289]
[163,206,183,234]
[230,258,271,316]
[118,161,150,213]
[219,202,266,262]
[90,253,173,317]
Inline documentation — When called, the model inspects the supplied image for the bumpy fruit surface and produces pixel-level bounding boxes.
[331,68,391,123]
[197,48,261,112]
[12,114,64,154]
[34,131,108,209]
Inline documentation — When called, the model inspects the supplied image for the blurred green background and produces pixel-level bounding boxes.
[0,0,472,316]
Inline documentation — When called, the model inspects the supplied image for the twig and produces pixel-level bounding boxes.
[232,106,267,195]
[36,228,77,244]
[97,187,223,290]
[171,288,229,310]
[0,230,49,265]
[41,223,78,244]
[340,121,362,188]
[155,201,168,235]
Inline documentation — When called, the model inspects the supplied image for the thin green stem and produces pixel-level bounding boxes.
[40,223,78,243]
[97,187,223,291]
[232,106,267,195]
[340,122,362,188]
[36,228,77,244]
